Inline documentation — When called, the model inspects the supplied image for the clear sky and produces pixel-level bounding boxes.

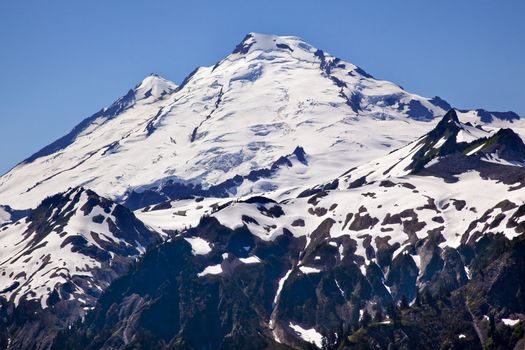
[1,0,524,174]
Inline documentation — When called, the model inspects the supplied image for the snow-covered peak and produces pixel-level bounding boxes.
[441,108,461,125]
[233,32,311,55]
[229,32,369,78]
[0,186,159,309]
[134,73,177,101]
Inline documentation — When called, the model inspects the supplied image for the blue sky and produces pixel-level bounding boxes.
[1,0,524,174]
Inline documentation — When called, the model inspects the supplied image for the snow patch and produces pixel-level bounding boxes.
[502,318,520,326]
[299,266,321,274]
[289,322,323,348]
[239,256,261,264]
[197,264,223,277]
[184,237,212,255]
[273,268,293,306]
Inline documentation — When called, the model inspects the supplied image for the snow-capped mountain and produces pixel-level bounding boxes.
[0,33,524,350]
[0,188,160,350]
[0,187,159,308]
[0,32,459,210]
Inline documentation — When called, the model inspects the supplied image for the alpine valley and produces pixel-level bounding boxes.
[0,33,524,350]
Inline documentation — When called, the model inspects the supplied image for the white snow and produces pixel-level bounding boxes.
[455,124,491,143]
[273,268,293,306]
[424,157,441,168]
[0,206,10,224]
[359,264,367,276]
[289,322,323,348]
[433,137,447,148]
[299,266,321,274]
[502,318,520,326]
[464,266,471,280]
[383,282,392,295]
[0,33,523,334]
[466,143,485,156]
[335,279,345,298]
[412,254,421,272]
[239,256,261,264]
[197,264,223,277]
[184,237,212,255]
[136,197,231,234]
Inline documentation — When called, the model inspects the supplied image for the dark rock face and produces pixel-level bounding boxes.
[49,207,525,350]
[406,100,434,121]
[52,218,302,350]
[429,96,452,111]
[420,153,525,190]
[386,253,418,301]
[474,128,525,163]
[408,109,466,172]
[232,33,256,54]
[474,109,521,123]
[464,235,525,315]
